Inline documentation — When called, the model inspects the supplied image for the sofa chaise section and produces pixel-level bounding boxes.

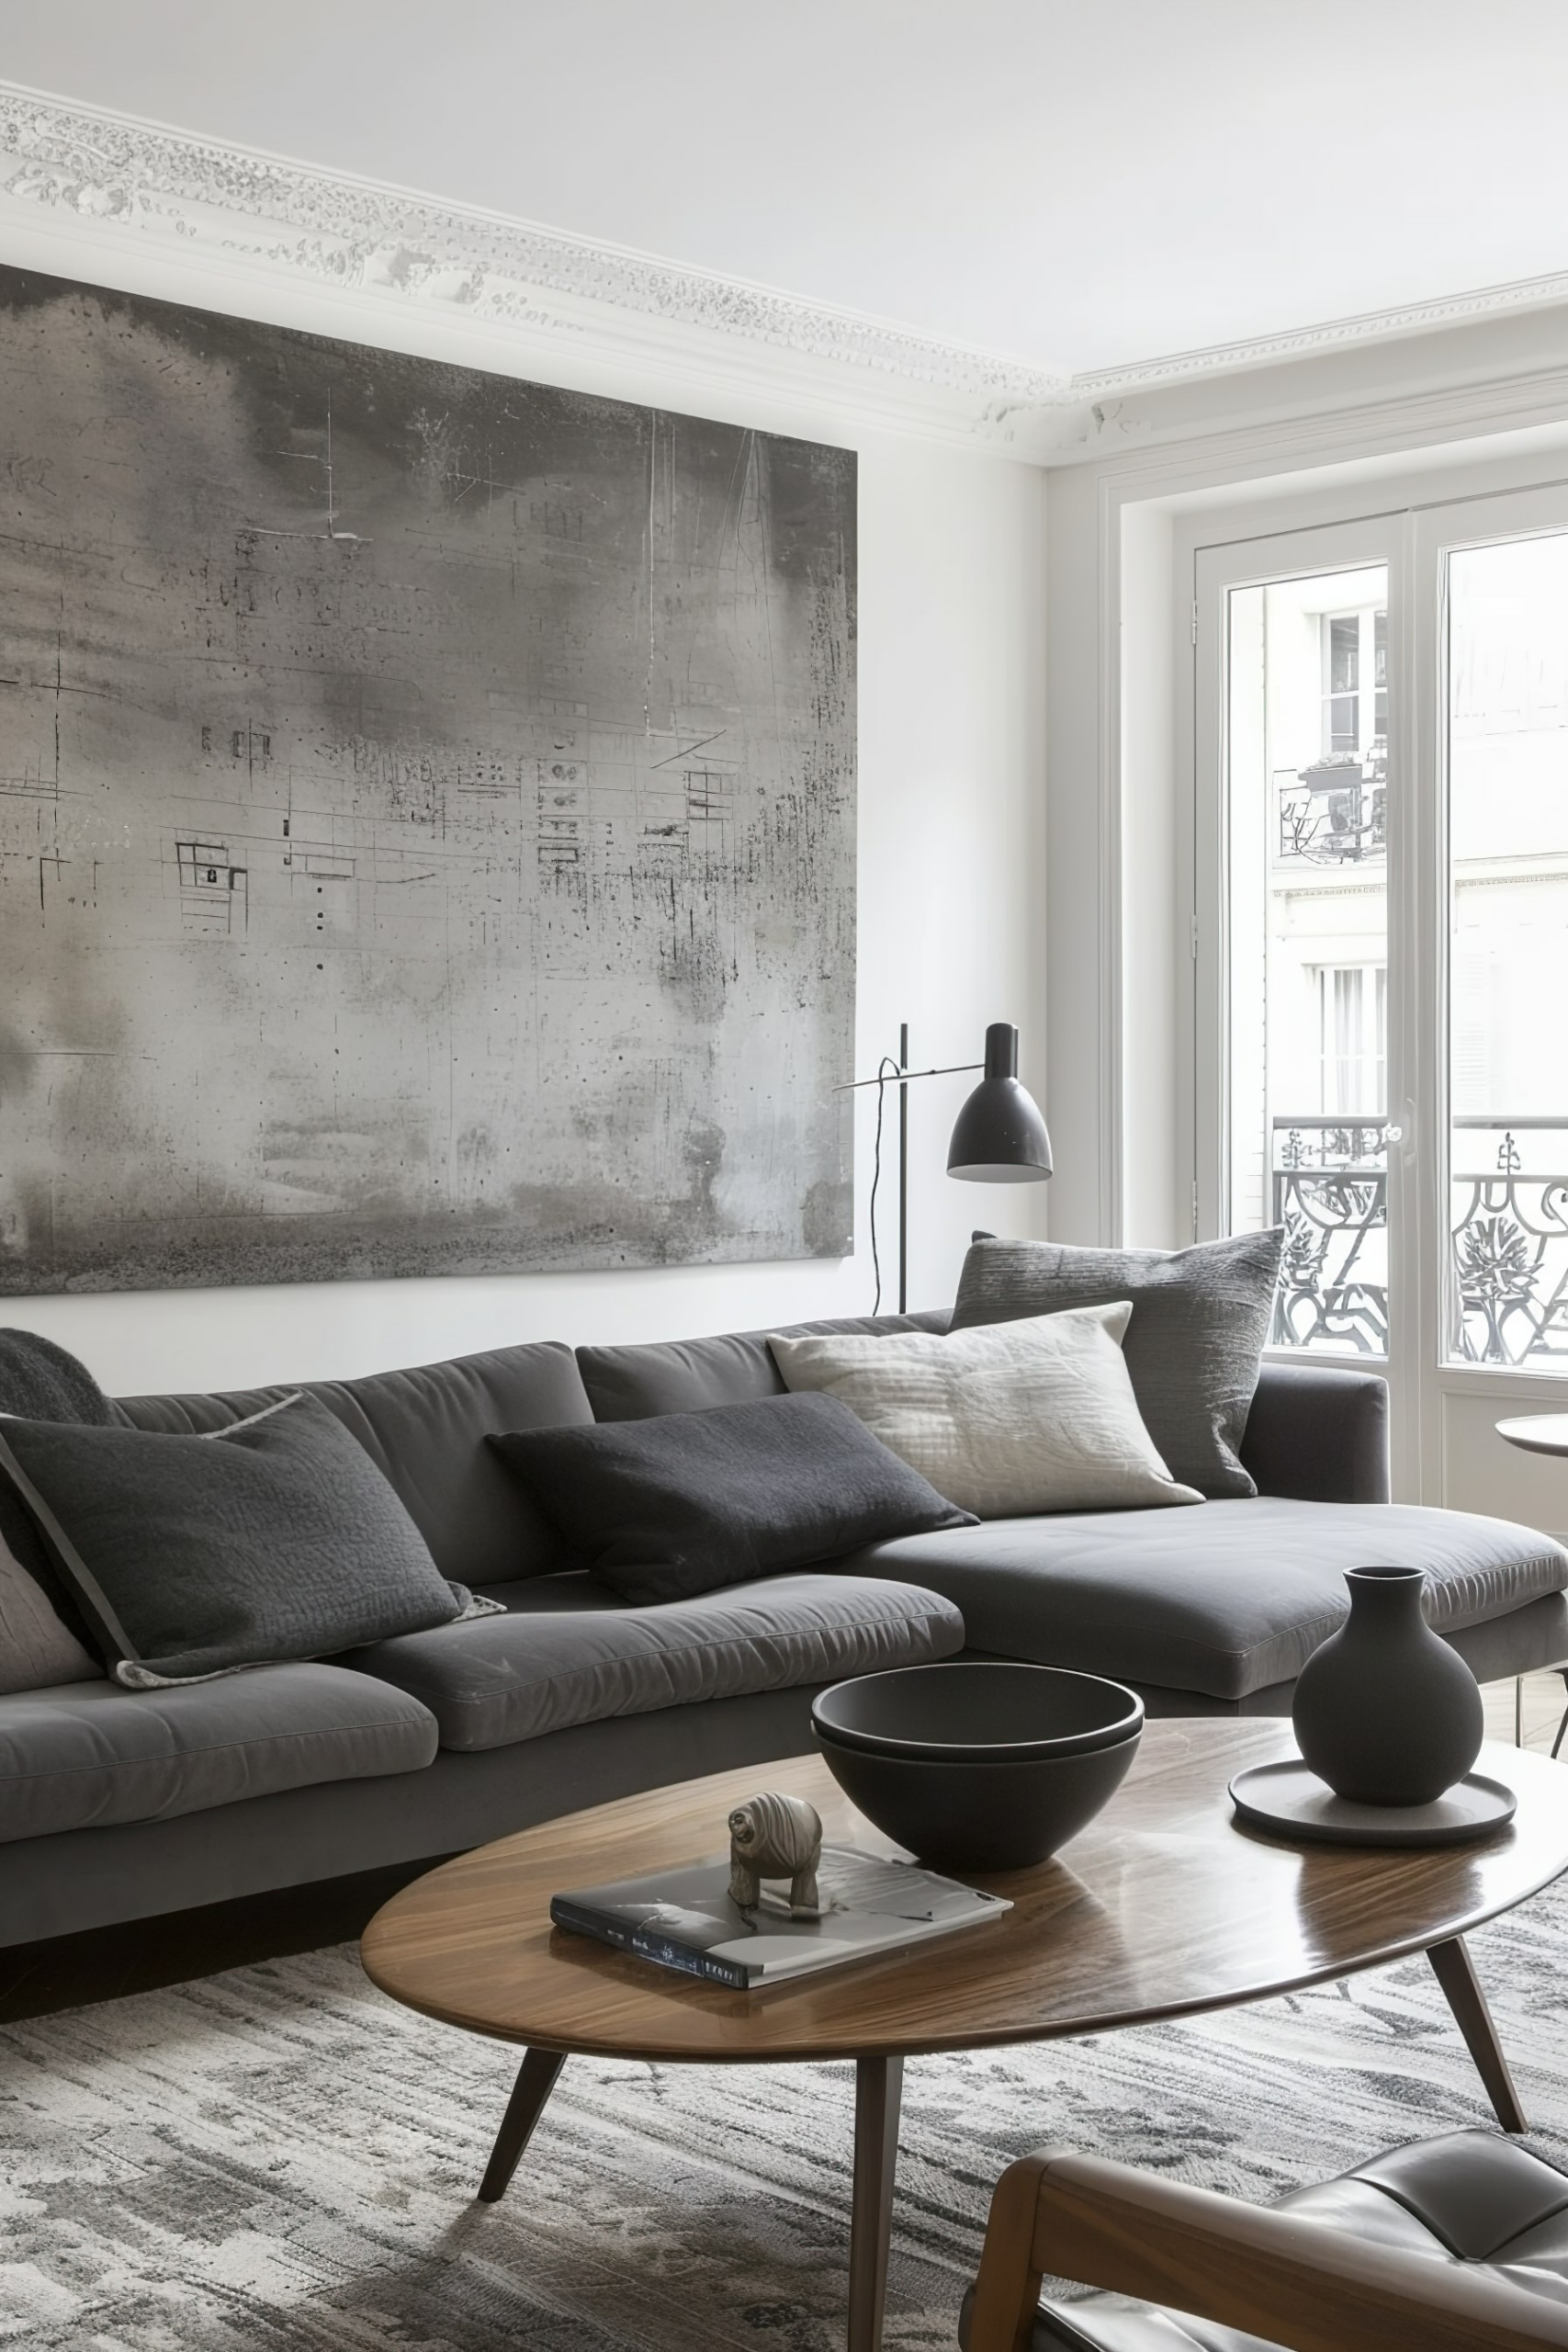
[849,1498,1568,1716]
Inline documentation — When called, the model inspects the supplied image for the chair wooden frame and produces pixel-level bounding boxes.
[967,2148,1568,2352]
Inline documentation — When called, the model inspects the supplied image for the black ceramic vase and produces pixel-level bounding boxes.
[1292,1565,1484,1806]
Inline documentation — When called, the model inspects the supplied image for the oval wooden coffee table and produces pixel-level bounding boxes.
[362,1720,1568,2352]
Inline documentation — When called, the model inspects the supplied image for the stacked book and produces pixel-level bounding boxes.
[552,1846,1010,1989]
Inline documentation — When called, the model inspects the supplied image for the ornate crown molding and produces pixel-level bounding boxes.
[1072,272,1568,404]
[0,82,1066,412]
[4,79,1567,458]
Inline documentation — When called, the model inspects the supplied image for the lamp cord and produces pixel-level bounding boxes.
[868,1054,900,1314]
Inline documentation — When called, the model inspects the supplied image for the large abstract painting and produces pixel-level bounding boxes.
[0,268,855,1293]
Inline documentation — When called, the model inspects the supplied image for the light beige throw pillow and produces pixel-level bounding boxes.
[768,1305,1202,1518]
[0,1528,102,1694]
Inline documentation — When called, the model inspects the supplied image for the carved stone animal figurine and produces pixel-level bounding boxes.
[727,1792,823,1914]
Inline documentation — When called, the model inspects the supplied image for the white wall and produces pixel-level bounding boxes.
[0,230,1047,1394]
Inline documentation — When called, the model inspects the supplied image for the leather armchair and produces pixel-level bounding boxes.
[964,2131,1568,2350]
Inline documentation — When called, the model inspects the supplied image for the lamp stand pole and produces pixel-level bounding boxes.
[833,1035,1006,1316]
[897,1022,908,1317]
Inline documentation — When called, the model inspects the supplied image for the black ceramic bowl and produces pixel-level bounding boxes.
[812,1661,1144,1762]
[811,1663,1144,1871]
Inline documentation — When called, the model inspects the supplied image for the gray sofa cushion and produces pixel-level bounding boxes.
[0,1663,437,1845]
[578,1310,951,1421]
[951,1234,1284,1499]
[846,1498,1568,1702]
[343,1570,966,1751]
[117,1340,594,1583]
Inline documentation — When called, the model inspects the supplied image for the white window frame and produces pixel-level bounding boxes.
[1182,462,1568,1507]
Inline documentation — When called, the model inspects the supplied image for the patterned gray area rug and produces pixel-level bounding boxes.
[6,1876,1568,2351]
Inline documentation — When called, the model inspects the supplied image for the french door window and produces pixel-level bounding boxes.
[1220,560,1391,1355]
[1194,476,1568,1515]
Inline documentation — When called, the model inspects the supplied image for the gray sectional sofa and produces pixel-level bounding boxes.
[4,1311,1565,1951]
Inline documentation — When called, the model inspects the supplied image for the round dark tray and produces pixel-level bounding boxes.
[1229,1758,1518,1849]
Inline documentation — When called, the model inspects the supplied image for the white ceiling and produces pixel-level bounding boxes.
[9,0,1568,379]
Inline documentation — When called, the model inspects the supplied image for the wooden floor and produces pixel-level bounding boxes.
[2,1679,1562,2029]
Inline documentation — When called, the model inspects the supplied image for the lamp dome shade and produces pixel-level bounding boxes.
[946,1023,1053,1183]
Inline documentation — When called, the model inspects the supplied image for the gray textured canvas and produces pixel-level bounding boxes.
[0,267,856,1293]
[951,1230,1285,1497]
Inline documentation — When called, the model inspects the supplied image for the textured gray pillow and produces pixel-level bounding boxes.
[0,1394,488,1686]
[0,1527,101,1694]
[950,1231,1284,1498]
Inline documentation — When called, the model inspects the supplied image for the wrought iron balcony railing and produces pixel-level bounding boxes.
[1272,1117,1388,1352]
[1276,757,1387,865]
[1269,1114,1568,1365]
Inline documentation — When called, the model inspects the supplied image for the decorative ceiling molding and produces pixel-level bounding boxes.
[1072,270,1568,404]
[0,83,1066,411]
[4,79,1568,459]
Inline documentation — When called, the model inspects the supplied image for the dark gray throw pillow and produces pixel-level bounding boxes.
[488,1392,975,1604]
[950,1230,1285,1498]
[0,1394,481,1686]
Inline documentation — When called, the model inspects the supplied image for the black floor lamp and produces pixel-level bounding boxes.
[836,1022,1052,1313]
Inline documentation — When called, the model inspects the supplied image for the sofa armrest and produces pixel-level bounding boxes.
[1239,1361,1390,1505]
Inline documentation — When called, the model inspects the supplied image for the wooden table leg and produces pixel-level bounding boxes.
[1427,1936,1527,2133]
[478,2047,567,2202]
[847,2054,903,2352]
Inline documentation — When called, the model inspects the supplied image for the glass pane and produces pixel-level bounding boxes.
[1227,565,1389,1353]
[1447,530,1568,1367]
[1326,693,1359,753]
[1328,614,1360,693]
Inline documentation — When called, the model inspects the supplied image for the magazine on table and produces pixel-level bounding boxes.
[550,1845,1010,1989]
